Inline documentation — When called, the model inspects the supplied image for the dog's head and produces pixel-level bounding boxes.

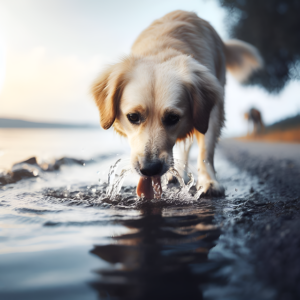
[92,55,223,180]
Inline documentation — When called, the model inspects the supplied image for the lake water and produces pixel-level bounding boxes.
[0,129,275,300]
[0,128,131,170]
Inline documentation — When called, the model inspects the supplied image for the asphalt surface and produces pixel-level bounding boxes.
[219,139,300,300]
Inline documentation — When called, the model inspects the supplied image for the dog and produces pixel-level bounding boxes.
[244,107,265,135]
[91,10,262,198]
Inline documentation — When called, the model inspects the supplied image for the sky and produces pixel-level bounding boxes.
[0,0,299,136]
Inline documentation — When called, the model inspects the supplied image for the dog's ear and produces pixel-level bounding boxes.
[91,59,131,130]
[185,63,224,134]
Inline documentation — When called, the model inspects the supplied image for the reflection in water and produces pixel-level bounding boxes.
[89,205,222,300]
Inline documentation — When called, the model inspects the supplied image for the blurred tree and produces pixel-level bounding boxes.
[218,0,300,93]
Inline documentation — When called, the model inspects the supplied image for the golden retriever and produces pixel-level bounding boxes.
[91,10,262,198]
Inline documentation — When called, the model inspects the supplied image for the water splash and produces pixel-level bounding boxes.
[168,168,185,188]
[43,159,209,209]
[106,168,132,199]
[104,158,132,200]
[164,168,199,201]
[194,186,204,200]
[106,159,121,190]
[152,178,162,199]
[99,159,204,204]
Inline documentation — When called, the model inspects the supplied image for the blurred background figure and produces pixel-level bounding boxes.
[244,107,265,135]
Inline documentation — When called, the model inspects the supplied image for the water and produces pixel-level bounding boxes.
[104,161,202,205]
[0,129,275,300]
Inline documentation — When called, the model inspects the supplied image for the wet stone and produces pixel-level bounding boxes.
[0,170,15,185]
[53,157,86,169]
[11,164,39,180]
[12,157,38,167]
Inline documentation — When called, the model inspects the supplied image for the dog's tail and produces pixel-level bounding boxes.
[224,39,263,82]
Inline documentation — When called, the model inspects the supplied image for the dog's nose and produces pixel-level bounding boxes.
[140,161,163,177]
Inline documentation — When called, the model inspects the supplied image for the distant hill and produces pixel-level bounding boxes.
[267,114,300,131]
[0,118,99,129]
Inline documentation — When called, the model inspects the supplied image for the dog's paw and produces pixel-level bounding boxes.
[196,179,225,197]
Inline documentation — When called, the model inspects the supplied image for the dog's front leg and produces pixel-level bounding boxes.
[194,129,224,197]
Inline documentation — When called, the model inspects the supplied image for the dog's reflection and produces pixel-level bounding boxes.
[89,207,221,300]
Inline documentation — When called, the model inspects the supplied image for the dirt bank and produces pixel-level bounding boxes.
[237,127,300,143]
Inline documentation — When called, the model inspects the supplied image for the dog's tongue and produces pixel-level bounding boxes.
[136,177,162,199]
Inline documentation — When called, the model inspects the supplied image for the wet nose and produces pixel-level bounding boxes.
[140,161,163,177]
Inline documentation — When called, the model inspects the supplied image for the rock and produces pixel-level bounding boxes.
[10,157,42,181]
[0,170,14,185]
[51,157,85,170]
[11,164,39,181]
[12,157,38,167]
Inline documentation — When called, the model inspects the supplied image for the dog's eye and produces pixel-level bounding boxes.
[163,113,180,126]
[127,113,141,124]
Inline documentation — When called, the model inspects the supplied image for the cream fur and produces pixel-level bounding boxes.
[91,10,262,196]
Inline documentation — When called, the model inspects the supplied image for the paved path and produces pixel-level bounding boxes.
[218,139,300,300]
[219,139,300,198]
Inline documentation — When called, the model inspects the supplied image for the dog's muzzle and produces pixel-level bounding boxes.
[140,160,163,177]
